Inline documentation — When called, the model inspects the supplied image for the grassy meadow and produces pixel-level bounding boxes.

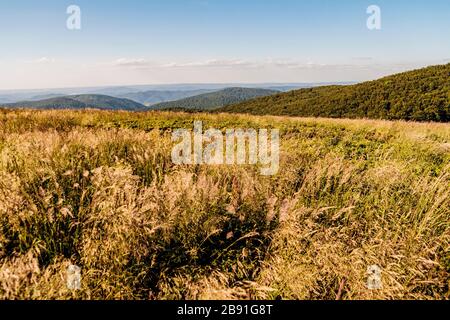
[0,109,449,299]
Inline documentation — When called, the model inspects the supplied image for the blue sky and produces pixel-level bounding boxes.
[0,0,449,89]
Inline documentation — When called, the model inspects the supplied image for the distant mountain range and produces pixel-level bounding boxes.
[1,63,448,122]
[0,82,346,105]
[2,94,146,111]
[152,87,280,110]
[117,89,216,106]
[0,87,281,111]
[2,63,448,122]
[219,64,450,122]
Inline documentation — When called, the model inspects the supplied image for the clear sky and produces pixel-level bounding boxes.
[0,0,449,89]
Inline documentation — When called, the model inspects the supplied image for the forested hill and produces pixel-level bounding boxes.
[2,94,146,111]
[152,87,279,110]
[219,64,450,122]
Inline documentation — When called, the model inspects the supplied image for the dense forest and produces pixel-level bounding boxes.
[220,64,450,122]
[152,87,279,110]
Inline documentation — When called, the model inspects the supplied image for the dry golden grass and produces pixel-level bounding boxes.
[0,109,448,300]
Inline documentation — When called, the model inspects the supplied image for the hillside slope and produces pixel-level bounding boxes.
[117,89,216,106]
[152,87,279,110]
[219,64,450,122]
[2,94,146,111]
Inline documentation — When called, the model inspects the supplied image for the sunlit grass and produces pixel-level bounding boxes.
[0,109,448,300]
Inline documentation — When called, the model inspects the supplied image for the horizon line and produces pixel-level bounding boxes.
[0,81,358,93]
